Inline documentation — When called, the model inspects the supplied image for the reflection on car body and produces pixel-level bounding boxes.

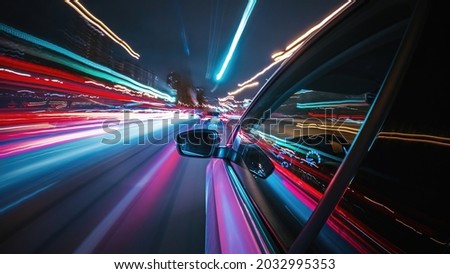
[176,0,450,253]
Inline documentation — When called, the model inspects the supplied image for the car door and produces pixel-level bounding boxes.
[215,0,427,253]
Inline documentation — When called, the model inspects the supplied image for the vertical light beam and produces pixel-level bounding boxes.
[215,0,257,81]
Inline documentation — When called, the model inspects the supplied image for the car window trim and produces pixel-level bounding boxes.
[224,162,280,253]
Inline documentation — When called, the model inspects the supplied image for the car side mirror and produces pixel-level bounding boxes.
[176,129,221,158]
[241,144,274,178]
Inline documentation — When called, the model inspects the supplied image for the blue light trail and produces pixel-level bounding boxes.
[215,0,257,81]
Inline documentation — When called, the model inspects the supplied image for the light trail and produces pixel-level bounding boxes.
[0,27,176,102]
[215,0,257,81]
[237,60,282,87]
[75,145,178,253]
[228,81,259,96]
[220,0,354,100]
[64,0,140,59]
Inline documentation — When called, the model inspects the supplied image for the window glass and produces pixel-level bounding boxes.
[336,2,450,253]
[231,1,414,252]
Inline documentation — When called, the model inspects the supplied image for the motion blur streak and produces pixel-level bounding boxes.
[75,145,179,253]
[0,24,174,101]
[0,182,57,214]
[228,81,259,96]
[215,0,257,81]
[377,132,450,147]
[269,166,369,253]
[91,146,184,253]
[64,0,140,59]
[280,0,354,56]
[0,122,108,158]
[0,111,209,253]
[0,112,163,190]
[221,0,354,99]
[237,60,282,88]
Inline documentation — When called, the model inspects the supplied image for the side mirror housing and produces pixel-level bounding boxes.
[176,129,221,158]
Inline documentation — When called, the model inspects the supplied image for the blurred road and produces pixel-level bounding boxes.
[0,111,233,253]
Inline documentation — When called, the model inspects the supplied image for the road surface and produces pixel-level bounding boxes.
[0,111,231,253]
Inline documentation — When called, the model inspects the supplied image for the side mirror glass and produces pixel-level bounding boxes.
[176,129,221,158]
[241,144,274,178]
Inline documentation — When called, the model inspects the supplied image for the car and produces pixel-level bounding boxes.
[200,110,225,132]
[176,0,450,253]
[205,113,221,130]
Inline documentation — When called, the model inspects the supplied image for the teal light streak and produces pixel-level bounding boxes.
[296,99,367,109]
[0,182,57,214]
[0,23,176,102]
[215,0,257,81]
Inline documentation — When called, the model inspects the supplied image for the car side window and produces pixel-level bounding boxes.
[231,2,415,252]
[335,2,450,253]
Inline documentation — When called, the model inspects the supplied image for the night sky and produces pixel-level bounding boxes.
[1,0,343,100]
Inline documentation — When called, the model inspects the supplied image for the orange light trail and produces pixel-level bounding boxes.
[221,0,355,100]
[378,132,450,147]
[237,60,282,87]
[228,81,259,96]
[65,0,140,59]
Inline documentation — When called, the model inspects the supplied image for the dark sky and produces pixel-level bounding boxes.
[1,0,343,100]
